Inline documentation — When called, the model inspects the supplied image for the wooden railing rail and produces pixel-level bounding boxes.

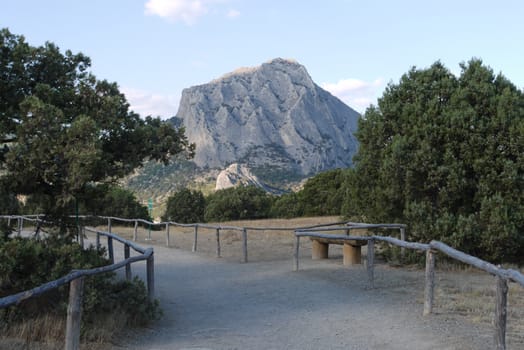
[2,215,406,265]
[96,216,369,264]
[3,215,379,264]
[0,247,153,309]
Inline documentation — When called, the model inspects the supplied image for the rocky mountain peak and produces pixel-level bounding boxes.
[213,58,307,83]
[173,58,360,188]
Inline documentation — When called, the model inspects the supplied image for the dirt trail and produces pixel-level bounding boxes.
[113,243,493,350]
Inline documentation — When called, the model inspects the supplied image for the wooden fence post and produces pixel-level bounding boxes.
[192,225,198,252]
[7,216,11,227]
[96,232,100,251]
[124,244,131,281]
[147,253,155,301]
[65,277,84,350]
[147,222,152,241]
[107,236,114,264]
[293,236,300,271]
[107,217,111,233]
[242,228,248,263]
[18,216,22,235]
[133,220,138,241]
[400,227,406,260]
[367,238,375,289]
[165,223,170,247]
[216,228,221,258]
[78,226,84,249]
[494,275,508,350]
[423,249,435,316]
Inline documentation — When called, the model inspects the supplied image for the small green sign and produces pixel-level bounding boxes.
[148,198,153,212]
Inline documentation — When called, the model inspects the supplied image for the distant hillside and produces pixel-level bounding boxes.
[126,58,360,204]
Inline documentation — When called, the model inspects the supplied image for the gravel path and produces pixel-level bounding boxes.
[114,244,493,350]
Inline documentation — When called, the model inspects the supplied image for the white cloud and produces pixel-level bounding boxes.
[145,0,208,25]
[321,78,385,113]
[145,0,236,24]
[122,87,180,119]
[226,9,240,18]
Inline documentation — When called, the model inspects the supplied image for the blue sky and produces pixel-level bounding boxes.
[2,0,523,118]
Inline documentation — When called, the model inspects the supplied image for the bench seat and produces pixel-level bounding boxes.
[310,236,367,265]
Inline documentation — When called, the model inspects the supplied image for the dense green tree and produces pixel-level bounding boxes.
[347,59,524,263]
[205,186,272,222]
[298,168,346,216]
[0,29,165,338]
[162,188,205,223]
[269,192,303,218]
[0,28,194,233]
[78,185,150,220]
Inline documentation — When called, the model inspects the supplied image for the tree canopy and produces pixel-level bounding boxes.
[0,28,194,229]
[204,186,272,222]
[346,59,524,263]
[162,188,205,223]
[299,168,346,216]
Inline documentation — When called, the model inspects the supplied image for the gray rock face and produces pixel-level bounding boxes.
[174,58,360,178]
[215,163,264,190]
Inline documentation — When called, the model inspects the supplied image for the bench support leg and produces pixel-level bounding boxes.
[312,240,329,259]
[343,244,361,265]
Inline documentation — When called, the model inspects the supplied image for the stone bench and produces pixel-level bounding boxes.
[310,237,367,265]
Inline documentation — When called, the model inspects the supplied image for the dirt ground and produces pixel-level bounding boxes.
[3,217,524,349]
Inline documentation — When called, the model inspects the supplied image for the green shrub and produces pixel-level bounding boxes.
[0,236,161,342]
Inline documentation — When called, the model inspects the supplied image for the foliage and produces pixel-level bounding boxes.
[79,184,150,220]
[205,185,272,222]
[0,181,20,239]
[298,168,346,216]
[268,169,350,219]
[162,188,205,223]
[0,236,160,339]
[0,28,194,235]
[81,276,161,336]
[346,59,524,263]
[269,192,303,218]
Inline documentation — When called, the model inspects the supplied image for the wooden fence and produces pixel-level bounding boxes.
[102,216,351,263]
[0,216,154,350]
[2,215,347,264]
[294,227,524,350]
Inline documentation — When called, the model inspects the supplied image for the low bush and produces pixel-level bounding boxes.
[0,236,161,343]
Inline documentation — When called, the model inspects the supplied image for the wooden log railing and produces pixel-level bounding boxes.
[102,216,348,264]
[2,215,385,266]
[0,223,154,350]
[294,228,524,350]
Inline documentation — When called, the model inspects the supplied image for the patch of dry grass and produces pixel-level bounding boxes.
[1,309,135,349]
[1,314,66,346]
[433,267,524,348]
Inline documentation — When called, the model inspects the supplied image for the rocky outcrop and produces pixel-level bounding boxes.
[215,163,263,190]
[174,58,360,179]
